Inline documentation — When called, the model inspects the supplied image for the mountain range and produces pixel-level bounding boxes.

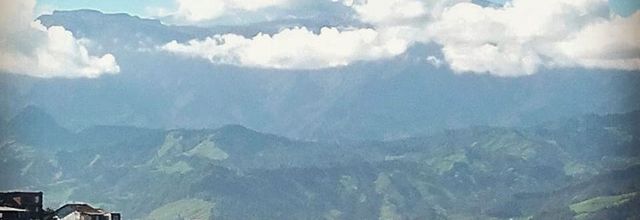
[0,10,638,140]
[1,106,638,219]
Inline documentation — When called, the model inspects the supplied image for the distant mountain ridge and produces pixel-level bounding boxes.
[1,106,638,219]
[0,10,632,140]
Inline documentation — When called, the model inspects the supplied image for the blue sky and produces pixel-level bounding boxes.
[35,0,640,18]
[610,0,640,16]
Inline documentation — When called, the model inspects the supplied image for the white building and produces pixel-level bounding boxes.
[53,204,120,220]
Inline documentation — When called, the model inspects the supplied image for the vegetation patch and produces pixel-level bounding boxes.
[570,192,639,219]
[157,133,183,158]
[563,162,598,177]
[146,198,215,220]
[478,132,538,160]
[428,150,468,174]
[184,139,229,161]
[156,161,193,174]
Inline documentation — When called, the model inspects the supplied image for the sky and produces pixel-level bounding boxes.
[610,0,640,16]
[1,0,638,78]
[34,0,640,18]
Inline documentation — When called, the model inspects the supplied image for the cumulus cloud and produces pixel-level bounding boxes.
[0,0,119,78]
[159,0,428,69]
[428,0,640,76]
[338,0,429,25]
[159,0,640,76]
[161,26,408,69]
[556,12,640,71]
[158,0,291,23]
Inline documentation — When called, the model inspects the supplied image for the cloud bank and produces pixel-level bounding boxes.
[162,27,408,69]
[160,0,640,76]
[0,0,119,78]
[153,0,292,23]
[340,0,429,25]
[429,0,640,76]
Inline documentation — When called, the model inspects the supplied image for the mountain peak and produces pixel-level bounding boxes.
[39,9,163,29]
[47,9,139,20]
[216,124,255,134]
[51,9,103,15]
[10,105,58,127]
[7,106,72,147]
[213,124,292,145]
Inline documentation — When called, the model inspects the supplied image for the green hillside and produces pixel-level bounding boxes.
[1,108,639,219]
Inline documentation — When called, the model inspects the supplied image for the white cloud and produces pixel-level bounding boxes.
[158,0,428,70]
[162,0,290,23]
[158,0,640,76]
[556,12,640,71]
[342,0,429,25]
[335,0,639,76]
[161,26,409,69]
[428,0,640,76]
[0,0,119,78]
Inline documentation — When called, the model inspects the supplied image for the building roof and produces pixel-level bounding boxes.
[0,206,27,212]
[55,203,121,218]
[0,191,43,195]
[56,203,102,213]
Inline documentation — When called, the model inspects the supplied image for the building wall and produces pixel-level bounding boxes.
[59,211,81,220]
[107,213,120,220]
[58,211,116,220]
[0,212,22,219]
[0,192,44,219]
